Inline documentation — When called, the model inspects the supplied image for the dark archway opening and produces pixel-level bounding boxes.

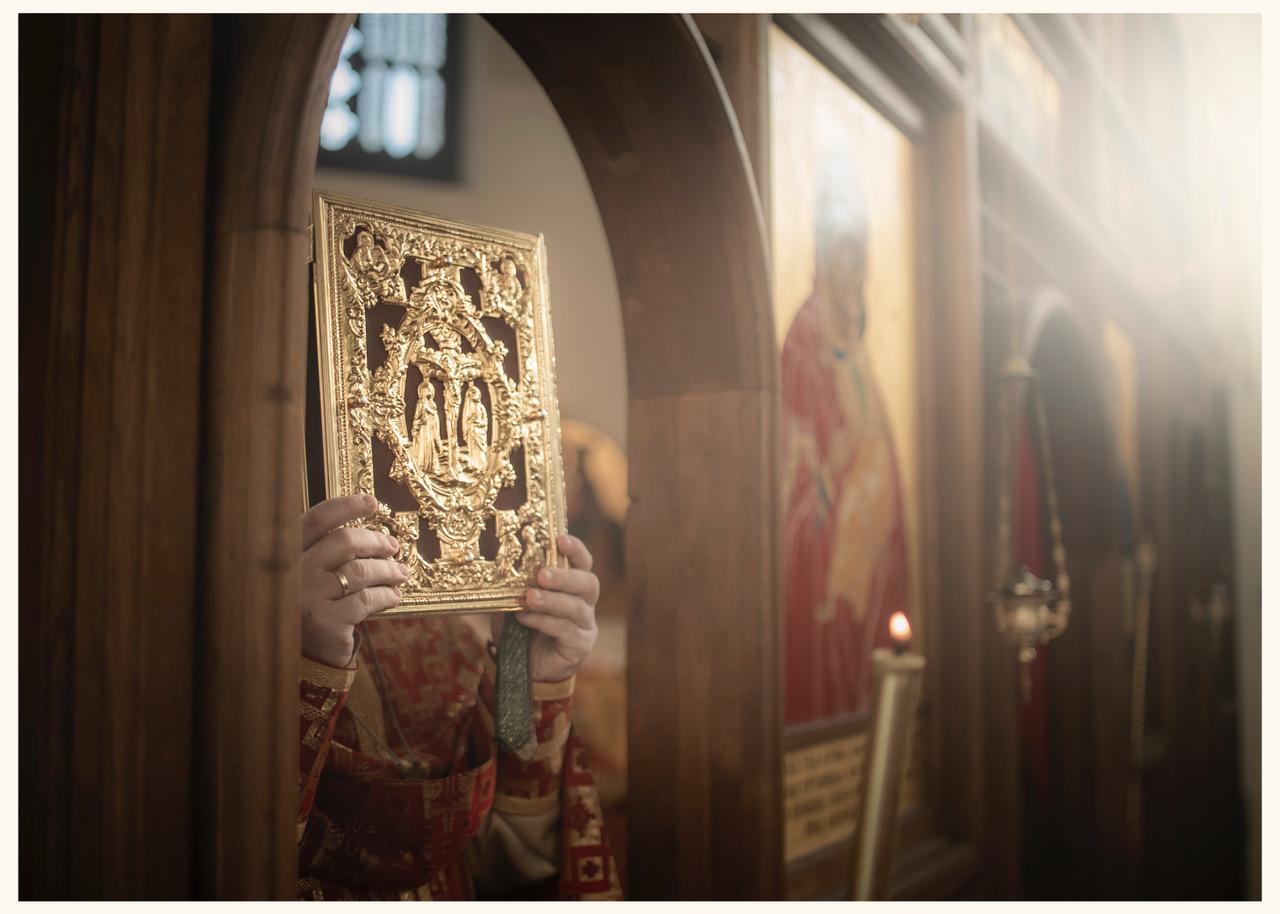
[1016,305,1131,900]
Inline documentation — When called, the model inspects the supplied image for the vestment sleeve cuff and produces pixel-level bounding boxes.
[300,654,357,693]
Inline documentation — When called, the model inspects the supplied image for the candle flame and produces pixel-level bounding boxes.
[889,612,912,642]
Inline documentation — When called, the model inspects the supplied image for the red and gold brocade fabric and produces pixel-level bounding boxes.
[295,615,622,901]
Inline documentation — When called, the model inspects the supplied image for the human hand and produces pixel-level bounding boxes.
[301,494,408,668]
[493,533,599,682]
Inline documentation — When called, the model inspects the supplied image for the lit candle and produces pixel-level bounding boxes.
[888,611,912,654]
[850,613,926,900]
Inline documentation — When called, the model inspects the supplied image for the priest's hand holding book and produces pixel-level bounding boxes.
[300,494,406,668]
[500,531,599,683]
[300,494,599,679]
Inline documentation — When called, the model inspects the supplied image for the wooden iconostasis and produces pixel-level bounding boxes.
[746,11,1250,902]
[20,12,1253,902]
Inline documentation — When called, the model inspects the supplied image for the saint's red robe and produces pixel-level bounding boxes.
[781,292,912,725]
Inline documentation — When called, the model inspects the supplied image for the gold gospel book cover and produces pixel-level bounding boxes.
[311,190,567,616]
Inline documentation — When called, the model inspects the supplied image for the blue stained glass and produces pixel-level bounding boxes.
[383,65,420,159]
[320,105,360,152]
[320,24,364,152]
[358,62,386,154]
[416,70,446,159]
[320,14,450,163]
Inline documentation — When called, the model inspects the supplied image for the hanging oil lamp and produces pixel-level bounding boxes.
[987,316,1072,704]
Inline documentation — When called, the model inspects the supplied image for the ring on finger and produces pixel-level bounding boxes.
[333,569,352,597]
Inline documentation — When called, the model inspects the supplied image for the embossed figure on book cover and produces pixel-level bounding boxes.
[312,190,567,615]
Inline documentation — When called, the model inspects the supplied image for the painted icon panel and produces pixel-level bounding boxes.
[771,27,922,727]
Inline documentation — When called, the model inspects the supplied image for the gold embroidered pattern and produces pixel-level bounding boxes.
[300,656,359,694]
[300,681,348,752]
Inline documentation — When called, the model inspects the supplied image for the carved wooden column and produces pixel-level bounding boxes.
[198,14,351,899]
[489,14,782,899]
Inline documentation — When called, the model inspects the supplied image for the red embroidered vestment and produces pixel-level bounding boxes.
[297,615,622,900]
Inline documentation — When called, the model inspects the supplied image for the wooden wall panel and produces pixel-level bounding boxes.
[20,13,212,899]
[21,14,83,898]
[626,391,780,898]
[921,107,990,869]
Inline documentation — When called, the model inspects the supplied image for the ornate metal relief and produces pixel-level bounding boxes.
[311,190,566,615]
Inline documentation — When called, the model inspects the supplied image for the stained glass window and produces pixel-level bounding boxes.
[318,13,462,181]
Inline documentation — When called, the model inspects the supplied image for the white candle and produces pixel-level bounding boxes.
[850,614,926,900]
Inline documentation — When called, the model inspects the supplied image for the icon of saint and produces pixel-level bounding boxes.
[461,384,489,472]
[519,525,541,580]
[352,229,405,299]
[410,377,443,475]
[781,143,910,725]
[354,230,389,275]
[494,257,523,303]
[495,511,521,580]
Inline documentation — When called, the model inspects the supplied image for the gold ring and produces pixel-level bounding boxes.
[334,569,352,597]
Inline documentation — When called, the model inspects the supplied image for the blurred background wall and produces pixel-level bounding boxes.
[315,16,627,449]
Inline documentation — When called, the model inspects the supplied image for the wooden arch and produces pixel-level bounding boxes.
[1023,289,1126,564]
[203,13,780,900]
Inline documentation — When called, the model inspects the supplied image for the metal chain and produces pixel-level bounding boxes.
[345,700,415,770]
[1033,379,1071,631]
[993,366,1016,592]
[1127,542,1157,843]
